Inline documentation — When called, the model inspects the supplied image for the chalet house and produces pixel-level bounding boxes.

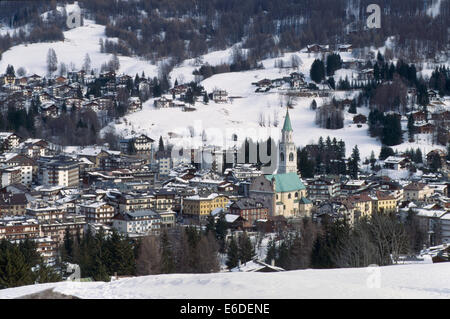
[119,134,154,156]
[3,74,16,85]
[40,102,59,118]
[84,101,100,112]
[0,132,21,152]
[384,156,410,170]
[290,78,305,89]
[53,84,72,97]
[170,84,188,96]
[154,96,174,108]
[18,77,28,86]
[118,74,132,85]
[39,92,54,104]
[66,97,84,110]
[338,44,353,53]
[18,139,49,159]
[306,44,329,53]
[428,89,439,101]
[231,259,285,272]
[55,76,68,85]
[95,96,114,110]
[353,114,367,124]
[414,123,434,134]
[100,71,116,80]
[27,74,42,84]
[32,85,43,94]
[254,79,272,88]
[128,96,142,113]
[358,69,374,81]
[212,89,228,103]
[411,110,427,122]
[223,214,246,230]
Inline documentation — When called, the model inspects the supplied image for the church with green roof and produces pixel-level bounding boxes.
[249,108,311,218]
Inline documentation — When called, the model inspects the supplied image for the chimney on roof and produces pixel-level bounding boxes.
[271,259,275,267]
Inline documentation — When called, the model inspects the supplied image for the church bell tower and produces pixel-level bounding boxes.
[278,108,297,174]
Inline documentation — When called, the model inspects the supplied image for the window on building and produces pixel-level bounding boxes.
[289,153,294,162]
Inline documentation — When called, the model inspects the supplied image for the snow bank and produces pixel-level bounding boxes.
[1,263,449,299]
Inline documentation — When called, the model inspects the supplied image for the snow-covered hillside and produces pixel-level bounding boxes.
[0,263,449,299]
[0,17,159,77]
[1,6,448,160]
[104,50,382,159]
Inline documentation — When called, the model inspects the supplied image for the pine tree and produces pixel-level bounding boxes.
[310,59,325,84]
[160,230,175,273]
[83,53,91,73]
[407,113,415,141]
[370,151,376,169]
[46,48,58,76]
[226,236,239,269]
[382,114,403,146]
[63,227,74,262]
[348,145,360,178]
[238,232,255,264]
[205,215,215,235]
[265,239,277,265]
[379,146,394,160]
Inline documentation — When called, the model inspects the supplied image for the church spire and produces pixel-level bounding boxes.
[282,107,293,132]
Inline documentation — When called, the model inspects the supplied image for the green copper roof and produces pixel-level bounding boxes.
[265,173,306,193]
[299,197,312,204]
[282,108,293,132]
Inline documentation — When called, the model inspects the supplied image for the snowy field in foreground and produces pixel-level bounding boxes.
[0,263,449,299]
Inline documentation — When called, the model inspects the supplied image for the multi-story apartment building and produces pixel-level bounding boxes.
[3,154,35,186]
[117,192,155,212]
[229,198,269,229]
[371,191,397,214]
[0,166,21,187]
[39,214,86,244]
[306,176,341,201]
[404,182,434,201]
[79,202,115,225]
[26,203,66,222]
[0,216,39,240]
[38,156,80,187]
[183,193,229,221]
[153,188,176,212]
[112,210,161,236]
[0,193,28,217]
